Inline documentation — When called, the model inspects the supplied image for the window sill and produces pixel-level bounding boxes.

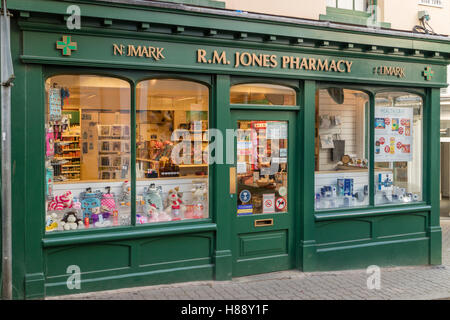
[314,203,431,221]
[42,220,217,248]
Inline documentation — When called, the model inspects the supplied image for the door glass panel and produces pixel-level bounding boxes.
[236,120,288,216]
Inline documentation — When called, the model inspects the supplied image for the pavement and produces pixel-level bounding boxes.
[48,220,450,300]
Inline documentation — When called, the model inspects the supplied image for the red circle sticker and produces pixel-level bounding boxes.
[379,137,385,145]
[384,146,390,153]
[384,118,390,125]
[264,199,273,208]
[275,197,286,210]
[397,142,403,149]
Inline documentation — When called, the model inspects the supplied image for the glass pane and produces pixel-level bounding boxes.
[374,92,423,205]
[236,121,288,215]
[327,0,337,7]
[230,83,296,106]
[45,75,131,232]
[354,0,368,11]
[315,88,369,210]
[136,79,209,223]
[337,0,353,10]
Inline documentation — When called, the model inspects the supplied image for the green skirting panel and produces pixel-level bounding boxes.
[311,211,437,271]
[42,232,215,297]
[314,237,430,271]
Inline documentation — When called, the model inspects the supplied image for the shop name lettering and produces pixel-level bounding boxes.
[197,49,353,72]
[373,66,406,78]
[113,44,165,60]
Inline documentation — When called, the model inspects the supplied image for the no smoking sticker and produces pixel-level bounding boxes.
[275,197,286,211]
[263,194,275,214]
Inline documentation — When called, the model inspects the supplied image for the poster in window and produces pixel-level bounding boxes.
[48,88,62,121]
[374,107,413,162]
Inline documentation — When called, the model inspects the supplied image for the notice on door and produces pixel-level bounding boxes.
[263,194,275,214]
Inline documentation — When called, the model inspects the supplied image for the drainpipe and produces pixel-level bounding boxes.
[1,0,15,300]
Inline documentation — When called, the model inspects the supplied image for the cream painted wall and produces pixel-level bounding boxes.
[224,0,327,21]
[384,0,450,35]
[224,0,450,35]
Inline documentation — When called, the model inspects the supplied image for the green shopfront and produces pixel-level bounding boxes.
[3,0,450,299]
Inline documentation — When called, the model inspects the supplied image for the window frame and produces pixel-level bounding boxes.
[314,83,427,214]
[42,68,214,238]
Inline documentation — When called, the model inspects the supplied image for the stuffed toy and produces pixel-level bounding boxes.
[165,187,185,220]
[146,204,159,222]
[191,184,207,219]
[48,191,73,211]
[45,213,59,232]
[143,184,163,214]
[118,180,131,206]
[60,211,83,231]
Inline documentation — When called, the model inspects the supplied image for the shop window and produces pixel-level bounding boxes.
[374,92,423,205]
[45,75,131,232]
[136,79,209,223]
[315,88,369,210]
[230,83,296,106]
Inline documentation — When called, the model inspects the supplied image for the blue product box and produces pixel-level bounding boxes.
[344,179,353,196]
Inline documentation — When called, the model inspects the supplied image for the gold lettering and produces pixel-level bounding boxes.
[251,53,262,67]
[300,58,309,70]
[141,46,149,58]
[317,59,329,71]
[113,44,124,56]
[329,60,337,72]
[270,55,278,68]
[240,52,252,66]
[290,57,300,70]
[234,52,240,68]
[337,60,346,73]
[127,45,139,57]
[156,47,165,60]
[213,50,227,64]
[282,56,290,69]
[309,58,316,71]
[345,61,353,73]
[197,49,207,63]
[263,54,270,67]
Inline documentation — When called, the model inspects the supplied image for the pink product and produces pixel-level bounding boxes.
[101,193,116,210]
[46,129,54,157]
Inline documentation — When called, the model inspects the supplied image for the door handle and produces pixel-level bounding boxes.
[230,167,236,194]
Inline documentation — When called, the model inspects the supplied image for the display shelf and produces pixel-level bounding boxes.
[179,164,208,168]
[62,149,80,152]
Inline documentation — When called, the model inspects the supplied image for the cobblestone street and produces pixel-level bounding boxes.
[49,220,450,300]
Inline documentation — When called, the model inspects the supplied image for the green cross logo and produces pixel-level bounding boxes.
[422,66,434,81]
[56,36,77,56]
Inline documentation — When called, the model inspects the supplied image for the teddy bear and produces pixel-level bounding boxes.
[164,187,185,220]
[60,211,83,231]
[48,191,73,211]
